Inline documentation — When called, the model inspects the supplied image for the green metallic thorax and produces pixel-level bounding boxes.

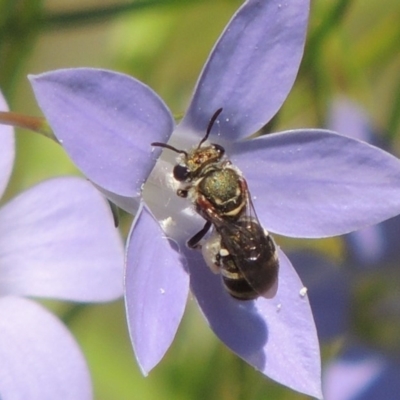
[198,167,244,217]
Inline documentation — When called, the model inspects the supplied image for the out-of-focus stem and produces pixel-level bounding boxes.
[0,111,59,143]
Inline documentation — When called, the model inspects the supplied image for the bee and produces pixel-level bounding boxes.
[152,109,279,300]
[202,217,278,300]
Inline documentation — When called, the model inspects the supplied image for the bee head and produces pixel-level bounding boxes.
[152,108,224,182]
[181,144,225,181]
[173,163,191,181]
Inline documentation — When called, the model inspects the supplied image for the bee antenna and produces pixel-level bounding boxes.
[198,108,223,148]
[151,142,188,157]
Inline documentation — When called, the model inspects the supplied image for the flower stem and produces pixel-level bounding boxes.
[0,111,59,143]
[387,75,400,141]
[41,0,203,31]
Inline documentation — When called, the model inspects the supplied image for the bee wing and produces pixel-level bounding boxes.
[218,218,278,297]
[199,174,278,297]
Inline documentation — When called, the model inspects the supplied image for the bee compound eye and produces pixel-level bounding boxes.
[173,164,190,181]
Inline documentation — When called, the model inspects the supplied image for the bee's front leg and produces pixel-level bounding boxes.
[187,220,212,249]
[177,189,188,198]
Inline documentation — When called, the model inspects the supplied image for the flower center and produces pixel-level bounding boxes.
[142,131,206,245]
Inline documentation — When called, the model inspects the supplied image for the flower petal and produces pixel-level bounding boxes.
[288,250,350,341]
[231,129,400,238]
[29,68,174,198]
[0,296,91,400]
[328,99,400,267]
[328,98,373,143]
[125,202,189,375]
[0,177,124,302]
[344,217,400,268]
[323,346,390,400]
[95,183,139,215]
[183,0,310,141]
[0,92,15,199]
[189,246,321,399]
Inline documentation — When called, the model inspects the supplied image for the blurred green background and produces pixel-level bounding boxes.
[1,0,400,399]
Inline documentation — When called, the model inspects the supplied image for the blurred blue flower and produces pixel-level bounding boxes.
[324,344,400,400]
[27,1,400,398]
[0,93,124,400]
[293,98,400,400]
[328,98,400,269]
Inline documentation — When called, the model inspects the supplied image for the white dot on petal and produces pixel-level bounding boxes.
[299,287,308,297]
[160,217,175,230]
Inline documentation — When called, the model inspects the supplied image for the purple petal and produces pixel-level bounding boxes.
[125,203,189,374]
[328,98,373,143]
[183,0,310,141]
[0,92,15,199]
[189,246,321,399]
[328,99,400,266]
[0,177,124,302]
[95,183,139,215]
[231,129,400,238]
[29,68,174,198]
[289,250,351,340]
[323,346,389,400]
[0,296,91,400]
[343,218,400,268]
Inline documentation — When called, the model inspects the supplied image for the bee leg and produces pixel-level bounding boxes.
[217,247,230,262]
[187,220,212,249]
[177,189,188,198]
[215,253,222,267]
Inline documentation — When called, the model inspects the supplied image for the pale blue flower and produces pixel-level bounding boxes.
[27,2,400,398]
[0,92,124,400]
[294,98,400,400]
